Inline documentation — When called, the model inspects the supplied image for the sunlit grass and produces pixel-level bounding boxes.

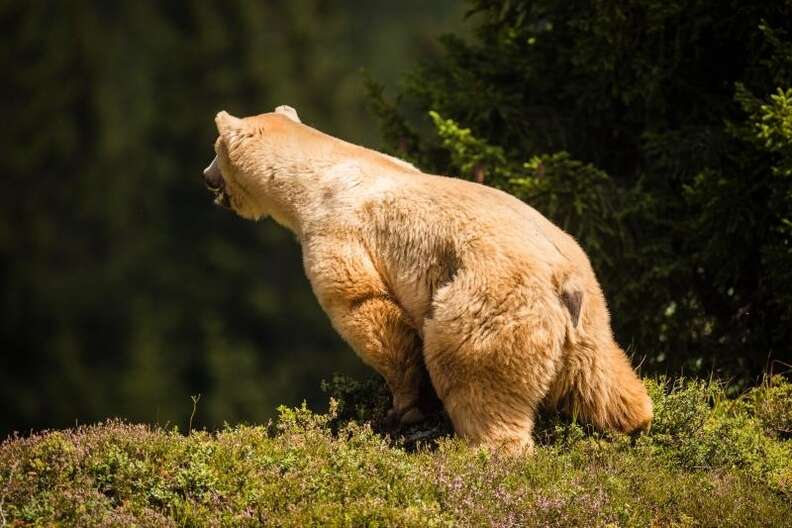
[1,376,790,527]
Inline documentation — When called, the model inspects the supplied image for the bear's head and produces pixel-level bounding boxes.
[203,105,303,222]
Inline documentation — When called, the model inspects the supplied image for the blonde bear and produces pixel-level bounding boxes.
[203,106,652,452]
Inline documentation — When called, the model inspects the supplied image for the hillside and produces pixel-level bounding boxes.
[1,376,790,527]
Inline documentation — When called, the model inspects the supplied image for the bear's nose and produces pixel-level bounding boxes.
[203,156,224,192]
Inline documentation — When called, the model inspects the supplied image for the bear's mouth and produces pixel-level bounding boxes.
[203,156,231,209]
[212,188,232,209]
[205,180,231,209]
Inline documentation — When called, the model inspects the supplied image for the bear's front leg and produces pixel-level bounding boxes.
[335,294,427,429]
[304,239,426,429]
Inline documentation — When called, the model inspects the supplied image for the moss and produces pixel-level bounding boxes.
[1,376,791,527]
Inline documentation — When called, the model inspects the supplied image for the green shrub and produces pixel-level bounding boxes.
[3,376,789,527]
[752,375,792,438]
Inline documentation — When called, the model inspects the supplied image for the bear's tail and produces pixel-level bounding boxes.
[547,339,652,433]
[550,269,653,434]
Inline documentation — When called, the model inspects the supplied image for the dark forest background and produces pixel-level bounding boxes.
[2,0,791,437]
[0,0,465,435]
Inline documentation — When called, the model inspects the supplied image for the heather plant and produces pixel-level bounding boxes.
[2,375,790,527]
[751,374,792,438]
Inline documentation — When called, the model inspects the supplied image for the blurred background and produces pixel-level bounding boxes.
[3,0,791,437]
[0,0,465,435]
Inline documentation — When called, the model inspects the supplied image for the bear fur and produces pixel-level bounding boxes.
[203,106,653,452]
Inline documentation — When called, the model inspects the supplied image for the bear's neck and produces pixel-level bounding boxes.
[260,144,372,240]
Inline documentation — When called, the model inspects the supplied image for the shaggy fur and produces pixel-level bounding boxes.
[204,106,652,452]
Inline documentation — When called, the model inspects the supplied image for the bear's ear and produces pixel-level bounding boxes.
[215,110,244,136]
[275,105,301,123]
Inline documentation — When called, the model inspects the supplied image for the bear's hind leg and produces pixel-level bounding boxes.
[435,378,540,453]
[423,272,567,452]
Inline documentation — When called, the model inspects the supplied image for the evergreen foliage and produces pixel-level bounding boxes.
[368,0,792,380]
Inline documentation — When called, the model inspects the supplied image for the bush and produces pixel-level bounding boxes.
[2,375,790,527]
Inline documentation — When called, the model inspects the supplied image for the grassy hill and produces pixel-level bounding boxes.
[1,376,790,527]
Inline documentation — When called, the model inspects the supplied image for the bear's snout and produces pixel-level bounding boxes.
[203,156,224,192]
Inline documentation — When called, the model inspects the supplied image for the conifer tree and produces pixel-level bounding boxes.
[369,0,792,380]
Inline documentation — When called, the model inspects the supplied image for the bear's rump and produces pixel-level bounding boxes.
[422,268,567,401]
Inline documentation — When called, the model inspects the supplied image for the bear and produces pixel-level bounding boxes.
[203,105,653,452]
